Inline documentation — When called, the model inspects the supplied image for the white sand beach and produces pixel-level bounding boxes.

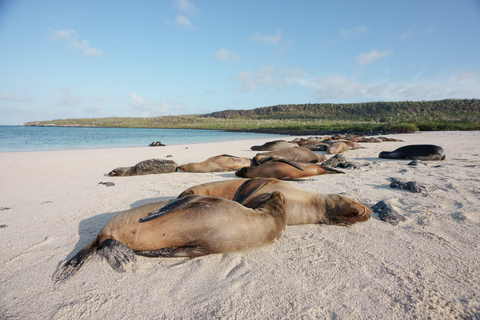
[1,131,479,319]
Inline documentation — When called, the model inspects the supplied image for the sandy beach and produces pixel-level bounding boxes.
[1,131,479,319]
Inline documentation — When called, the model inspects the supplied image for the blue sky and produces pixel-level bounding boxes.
[1,0,479,125]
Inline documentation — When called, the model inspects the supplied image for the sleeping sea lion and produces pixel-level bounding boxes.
[236,159,343,180]
[252,146,326,166]
[108,159,178,176]
[178,154,251,173]
[327,142,349,154]
[250,140,298,151]
[53,192,286,283]
[178,178,371,226]
[379,144,446,161]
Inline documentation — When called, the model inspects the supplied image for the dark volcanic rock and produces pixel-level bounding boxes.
[389,178,427,193]
[371,200,407,225]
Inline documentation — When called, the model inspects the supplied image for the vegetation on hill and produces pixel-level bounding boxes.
[24,99,480,134]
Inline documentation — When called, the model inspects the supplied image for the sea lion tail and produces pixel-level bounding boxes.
[52,238,99,284]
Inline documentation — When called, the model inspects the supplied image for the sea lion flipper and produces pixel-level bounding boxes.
[52,238,99,284]
[233,178,274,205]
[319,165,345,174]
[274,159,304,171]
[139,196,203,223]
[98,239,137,272]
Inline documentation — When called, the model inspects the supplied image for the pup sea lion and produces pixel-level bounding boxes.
[236,159,343,180]
[250,140,298,151]
[53,192,286,282]
[179,154,251,173]
[252,146,326,166]
[108,159,178,176]
[379,144,446,161]
[178,178,371,225]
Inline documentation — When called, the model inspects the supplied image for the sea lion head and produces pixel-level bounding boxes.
[323,194,372,225]
[108,167,131,176]
[235,167,250,178]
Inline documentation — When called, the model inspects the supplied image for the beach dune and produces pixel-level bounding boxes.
[1,131,479,319]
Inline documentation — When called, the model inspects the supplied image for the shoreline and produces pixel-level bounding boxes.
[1,131,479,318]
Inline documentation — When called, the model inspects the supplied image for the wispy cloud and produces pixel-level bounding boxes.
[128,92,174,115]
[233,65,480,102]
[400,28,412,39]
[0,92,32,102]
[340,26,368,38]
[214,48,239,63]
[355,49,393,66]
[169,0,198,29]
[174,0,199,14]
[48,28,102,57]
[174,15,195,29]
[251,30,282,44]
[234,65,306,92]
[57,86,82,107]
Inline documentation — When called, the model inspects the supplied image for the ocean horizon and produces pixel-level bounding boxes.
[0,125,285,153]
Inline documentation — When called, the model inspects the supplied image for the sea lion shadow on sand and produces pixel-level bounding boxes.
[56,197,172,268]
[215,172,242,178]
[129,196,173,208]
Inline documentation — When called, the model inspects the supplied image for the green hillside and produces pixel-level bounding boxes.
[24,99,480,133]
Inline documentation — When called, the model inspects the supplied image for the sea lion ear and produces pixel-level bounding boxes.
[233,178,274,205]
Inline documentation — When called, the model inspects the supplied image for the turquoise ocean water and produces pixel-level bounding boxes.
[0,126,284,152]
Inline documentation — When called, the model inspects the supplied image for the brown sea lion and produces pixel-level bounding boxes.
[304,143,329,152]
[250,140,298,151]
[53,192,286,283]
[327,142,349,154]
[235,159,344,180]
[252,146,326,166]
[179,154,251,173]
[178,178,371,226]
[108,159,178,176]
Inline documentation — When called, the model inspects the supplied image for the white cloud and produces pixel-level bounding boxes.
[49,28,77,40]
[356,49,393,66]
[214,48,239,62]
[174,0,199,14]
[48,28,102,57]
[128,92,172,115]
[340,26,368,38]
[251,30,282,44]
[174,15,195,29]
[70,39,102,57]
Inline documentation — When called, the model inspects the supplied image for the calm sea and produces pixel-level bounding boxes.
[0,126,285,153]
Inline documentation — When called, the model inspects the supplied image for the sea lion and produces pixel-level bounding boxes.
[252,146,326,166]
[178,178,371,225]
[53,192,286,283]
[108,159,178,176]
[235,159,344,180]
[179,154,251,173]
[250,140,298,151]
[379,144,446,161]
[327,142,349,154]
